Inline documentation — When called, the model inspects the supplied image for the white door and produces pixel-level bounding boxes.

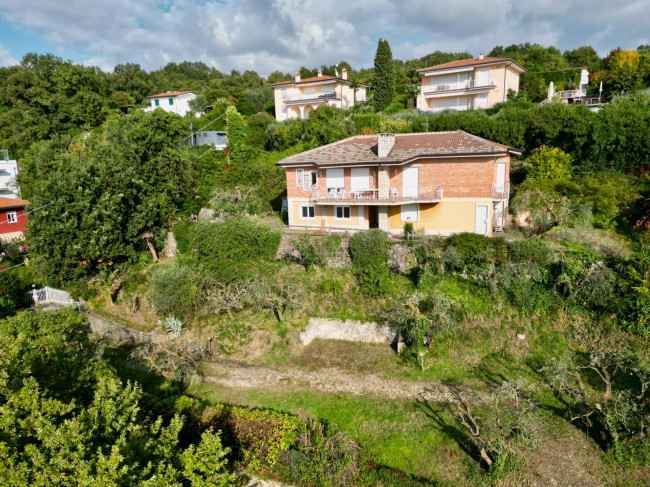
[495,163,506,192]
[477,68,490,86]
[350,167,370,192]
[403,166,419,197]
[475,204,489,235]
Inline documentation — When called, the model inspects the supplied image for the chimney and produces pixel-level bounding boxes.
[478,53,484,60]
[377,133,395,158]
[317,68,322,77]
[295,71,301,83]
[342,68,347,80]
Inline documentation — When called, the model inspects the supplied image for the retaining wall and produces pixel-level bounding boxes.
[300,317,397,346]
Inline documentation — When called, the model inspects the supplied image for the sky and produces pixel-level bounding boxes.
[0,0,647,76]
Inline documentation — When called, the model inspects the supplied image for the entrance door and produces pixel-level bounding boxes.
[475,204,489,235]
[367,206,378,228]
[403,166,419,197]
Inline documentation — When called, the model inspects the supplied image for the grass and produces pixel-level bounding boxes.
[190,383,475,484]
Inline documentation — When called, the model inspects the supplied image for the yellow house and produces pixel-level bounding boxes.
[269,69,369,121]
[277,131,522,237]
[417,55,526,113]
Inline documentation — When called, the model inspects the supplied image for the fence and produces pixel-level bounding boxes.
[29,286,78,307]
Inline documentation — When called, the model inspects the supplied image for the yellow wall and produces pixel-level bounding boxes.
[388,199,494,235]
[289,199,367,229]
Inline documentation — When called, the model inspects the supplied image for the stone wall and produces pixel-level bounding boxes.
[300,317,397,346]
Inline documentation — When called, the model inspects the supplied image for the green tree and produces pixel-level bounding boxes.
[188,93,208,114]
[372,39,395,111]
[225,105,248,164]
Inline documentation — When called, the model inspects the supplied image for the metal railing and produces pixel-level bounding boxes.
[311,185,443,203]
[492,183,510,199]
[30,286,78,307]
[424,78,496,94]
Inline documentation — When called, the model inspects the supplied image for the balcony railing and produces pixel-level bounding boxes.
[283,92,339,103]
[492,183,510,199]
[311,185,443,203]
[424,79,496,95]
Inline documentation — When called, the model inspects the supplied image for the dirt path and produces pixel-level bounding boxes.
[202,358,484,403]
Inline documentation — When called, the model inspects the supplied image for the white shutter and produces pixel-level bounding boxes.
[477,69,490,86]
[326,168,344,188]
[477,93,489,108]
[296,168,304,186]
[401,204,419,222]
[495,163,506,192]
[402,167,419,197]
[350,167,370,191]
[303,173,312,190]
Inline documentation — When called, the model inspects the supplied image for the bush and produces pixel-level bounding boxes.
[526,145,572,181]
[444,233,508,270]
[507,237,551,266]
[293,235,341,270]
[0,272,28,318]
[149,263,202,317]
[349,229,392,265]
[354,257,391,297]
[190,218,281,282]
[203,405,301,470]
[172,220,194,254]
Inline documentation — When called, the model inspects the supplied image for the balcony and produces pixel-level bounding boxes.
[283,92,339,105]
[492,183,510,199]
[311,186,443,205]
[423,79,496,97]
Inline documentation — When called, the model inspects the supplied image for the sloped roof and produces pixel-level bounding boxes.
[269,75,368,87]
[0,197,30,209]
[276,131,521,167]
[147,91,194,98]
[418,57,526,73]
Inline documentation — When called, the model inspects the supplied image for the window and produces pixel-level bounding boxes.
[6,211,17,223]
[477,93,489,108]
[280,88,287,99]
[155,99,160,106]
[300,204,315,220]
[310,171,318,187]
[169,98,174,105]
[296,168,304,186]
[400,204,419,222]
[326,168,344,188]
[335,206,351,220]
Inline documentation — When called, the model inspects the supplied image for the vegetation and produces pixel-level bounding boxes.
[372,39,395,111]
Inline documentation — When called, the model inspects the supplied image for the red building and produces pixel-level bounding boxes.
[0,197,30,243]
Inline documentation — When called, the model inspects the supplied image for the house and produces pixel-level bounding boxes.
[183,131,228,150]
[0,151,20,199]
[269,69,369,121]
[417,54,526,113]
[541,69,603,111]
[0,197,30,243]
[144,91,198,117]
[276,131,521,236]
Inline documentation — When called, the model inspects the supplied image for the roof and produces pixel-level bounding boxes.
[269,75,368,87]
[418,57,526,73]
[147,91,194,99]
[276,131,521,167]
[0,197,30,209]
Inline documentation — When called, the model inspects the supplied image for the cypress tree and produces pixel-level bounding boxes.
[372,39,395,111]
[225,105,248,164]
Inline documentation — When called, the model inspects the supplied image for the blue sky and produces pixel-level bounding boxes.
[0,0,647,75]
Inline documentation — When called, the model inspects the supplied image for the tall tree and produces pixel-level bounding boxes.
[372,39,395,111]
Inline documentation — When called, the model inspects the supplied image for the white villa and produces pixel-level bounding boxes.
[0,151,20,199]
[269,69,368,121]
[144,91,198,117]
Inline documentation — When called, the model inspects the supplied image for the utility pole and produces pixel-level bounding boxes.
[189,122,194,147]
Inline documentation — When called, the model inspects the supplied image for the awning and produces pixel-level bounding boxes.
[424,89,492,99]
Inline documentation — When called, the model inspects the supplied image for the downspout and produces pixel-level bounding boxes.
[503,65,507,102]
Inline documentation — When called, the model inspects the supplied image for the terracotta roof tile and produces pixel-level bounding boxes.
[0,197,30,209]
[418,57,525,73]
[276,131,521,167]
[269,75,349,87]
[147,91,194,98]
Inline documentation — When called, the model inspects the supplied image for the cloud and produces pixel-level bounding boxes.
[0,0,646,75]
[0,44,17,66]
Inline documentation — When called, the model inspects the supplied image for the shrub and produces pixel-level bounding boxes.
[444,233,508,270]
[190,218,281,282]
[378,117,410,133]
[507,237,551,266]
[293,235,341,270]
[354,256,391,297]
[149,263,202,317]
[0,272,28,319]
[209,186,268,215]
[526,145,572,181]
[203,405,301,470]
[349,229,392,265]
[172,220,194,254]
[403,222,414,237]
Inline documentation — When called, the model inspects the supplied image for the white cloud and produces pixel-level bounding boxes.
[0,44,17,66]
[0,0,647,75]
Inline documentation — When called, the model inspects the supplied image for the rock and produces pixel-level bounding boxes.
[388,244,414,274]
[300,317,396,346]
[517,333,526,340]
[198,208,216,221]
[163,231,178,257]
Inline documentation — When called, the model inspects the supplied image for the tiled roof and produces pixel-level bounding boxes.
[147,91,194,98]
[276,131,521,167]
[269,75,344,87]
[418,57,524,73]
[0,197,30,209]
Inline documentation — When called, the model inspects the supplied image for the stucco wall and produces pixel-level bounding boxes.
[388,199,494,235]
